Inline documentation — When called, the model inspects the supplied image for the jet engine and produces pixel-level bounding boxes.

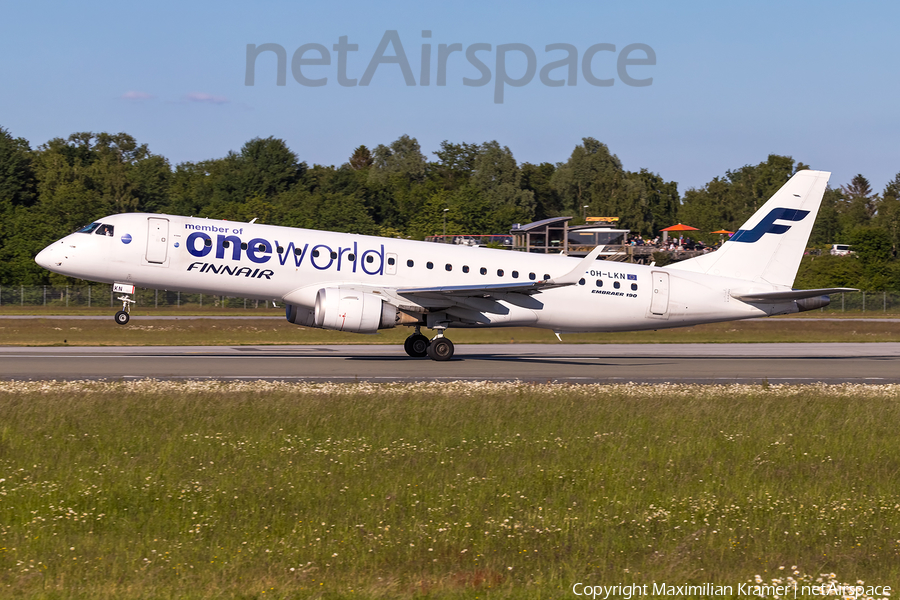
[313,287,399,333]
[796,295,830,312]
[285,303,316,327]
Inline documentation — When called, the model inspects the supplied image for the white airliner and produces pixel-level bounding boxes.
[35,169,854,360]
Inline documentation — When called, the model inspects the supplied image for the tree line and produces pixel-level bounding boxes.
[1,126,898,289]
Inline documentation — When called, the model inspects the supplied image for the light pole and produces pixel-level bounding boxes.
[443,208,449,242]
[583,205,589,222]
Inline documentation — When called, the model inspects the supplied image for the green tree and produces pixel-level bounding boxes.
[33,132,170,220]
[363,135,430,231]
[550,138,677,234]
[679,155,800,243]
[237,136,305,199]
[794,255,863,289]
[279,186,378,235]
[368,134,427,184]
[849,225,891,264]
[0,127,38,283]
[809,188,842,246]
[430,141,478,190]
[469,141,534,229]
[520,162,561,220]
[0,126,36,209]
[551,137,623,220]
[839,174,877,228]
[875,173,900,257]
[348,145,373,170]
[634,169,679,234]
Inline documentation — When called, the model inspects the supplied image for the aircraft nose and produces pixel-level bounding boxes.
[35,243,62,270]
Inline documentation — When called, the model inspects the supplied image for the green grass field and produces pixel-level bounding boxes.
[1,316,900,346]
[1,381,898,599]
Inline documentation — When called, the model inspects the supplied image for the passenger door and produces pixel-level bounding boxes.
[146,217,169,264]
[649,271,670,317]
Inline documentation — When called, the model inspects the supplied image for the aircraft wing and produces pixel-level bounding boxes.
[395,245,605,299]
[731,287,858,302]
[398,279,563,297]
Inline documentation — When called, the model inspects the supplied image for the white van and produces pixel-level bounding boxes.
[830,244,852,256]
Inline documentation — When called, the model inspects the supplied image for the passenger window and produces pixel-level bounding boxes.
[596,280,603,287]
[205,238,212,247]
[330,251,338,259]
[257,244,266,252]
[480,267,487,275]
[579,278,586,285]
[277,246,284,254]
[445,264,452,271]
[312,249,320,257]
[294,248,302,256]
[497,269,504,277]
[631,283,638,291]
[222,241,231,248]
[462,265,470,273]
[427,262,434,269]
[613,281,620,289]
[407,259,414,267]
[241,242,248,250]
[543,274,550,280]
[348,253,355,261]
[366,255,374,263]
[529,273,536,280]
[388,257,395,265]
[512,271,519,279]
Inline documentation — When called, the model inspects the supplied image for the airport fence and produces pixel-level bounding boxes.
[0,285,899,313]
[0,284,273,310]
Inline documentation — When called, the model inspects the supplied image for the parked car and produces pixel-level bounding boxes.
[830,244,852,256]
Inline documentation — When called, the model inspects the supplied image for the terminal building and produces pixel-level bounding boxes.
[510,216,630,257]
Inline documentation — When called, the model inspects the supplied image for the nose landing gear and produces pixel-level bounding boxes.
[114,295,135,325]
[112,283,136,325]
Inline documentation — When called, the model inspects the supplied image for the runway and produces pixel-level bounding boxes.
[1,343,899,383]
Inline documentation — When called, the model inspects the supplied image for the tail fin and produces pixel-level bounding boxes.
[668,170,830,286]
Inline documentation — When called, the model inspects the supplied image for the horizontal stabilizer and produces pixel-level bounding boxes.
[731,287,858,302]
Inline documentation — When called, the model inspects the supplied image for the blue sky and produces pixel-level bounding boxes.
[2,0,898,193]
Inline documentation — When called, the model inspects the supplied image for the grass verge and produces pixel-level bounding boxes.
[0,381,898,599]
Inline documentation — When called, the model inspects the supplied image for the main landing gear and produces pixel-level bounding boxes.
[403,326,455,361]
[114,294,135,325]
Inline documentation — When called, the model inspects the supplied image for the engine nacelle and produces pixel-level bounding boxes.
[796,295,830,312]
[285,303,317,327]
[314,287,399,333]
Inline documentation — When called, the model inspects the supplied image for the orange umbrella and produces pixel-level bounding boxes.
[711,229,734,235]
[660,223,699,232]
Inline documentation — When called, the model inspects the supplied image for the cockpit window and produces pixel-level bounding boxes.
[77,222,102,234]
[95,224,114,236]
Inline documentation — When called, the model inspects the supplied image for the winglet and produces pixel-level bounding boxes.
[546,245,605,286]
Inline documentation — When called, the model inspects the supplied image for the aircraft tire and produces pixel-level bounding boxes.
[114,311,130,325]
[404,333,430,357]
[426,337,454,361]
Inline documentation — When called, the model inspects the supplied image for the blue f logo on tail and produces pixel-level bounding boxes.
[730,208,810,243]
